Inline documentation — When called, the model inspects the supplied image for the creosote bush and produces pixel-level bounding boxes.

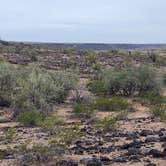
[5,128,15,143]
[70,85,95,105]
[164,73,166,85]
[140,91,166,106]
[0,62,78,122]
[42,116,63,128]
[13,65,78,117]
[17,110,43,127]
[89,65,162,97]
[0,63,17,106]
[73,103,94,118]
[95,97,130,112]
[87,80,106,95]
[84,50,97,64]
[49,125,82,150]
[95,116,118,131]
[152,105,166,122]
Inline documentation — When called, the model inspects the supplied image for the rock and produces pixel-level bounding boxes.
[99,146,116,154]
[0,150,15,159]
[0,136,5,142]
[148,149,164,158]
[17,129,24,132]
[100,156,111,165]
[145,163,157,166]
[5,154,15,159]
[121,140,142,149]
[69,146,84,155]
[67,159,78,166]
[162,142,166,149]
[158,132,164,137]
[127,147,141,155]
[129,155,141,162]
[126,131,139,139]
[112,155,128,163]
[163,148,166,154]
[80,157,102,166]
[160,135,166,142]
[145,137,160,143]
[48,147,65,155]
[140,147,149,156]
[57,159,78,166]
[140,130,154,137]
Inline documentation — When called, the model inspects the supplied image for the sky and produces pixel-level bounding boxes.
[0,0,166,43]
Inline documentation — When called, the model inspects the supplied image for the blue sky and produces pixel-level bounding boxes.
[0,0,166,43]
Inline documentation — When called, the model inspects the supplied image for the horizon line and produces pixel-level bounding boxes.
[3,40,166,45]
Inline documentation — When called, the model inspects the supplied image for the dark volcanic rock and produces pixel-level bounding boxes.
[121,140,142,149]
[145,137,160,143]
[148,149,165,158]
[100,156,111,165]
[69,146,84,155]
[129,155,141,162]
[127,147,141,155]
[140,130,154,137]
[80,157,102,166]
[112,155,128,163]
[0,150,15,159]
[160,135,166,142]
[57,159,78,166]
[99,146,116,154]
[145,163,157,166]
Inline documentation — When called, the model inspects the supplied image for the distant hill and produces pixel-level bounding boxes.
[33,43,166,50]
[1,40,166,50]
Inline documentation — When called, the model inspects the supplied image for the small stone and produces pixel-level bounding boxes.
[100,156,111,165]
[140,130,154,137]
[112,155,128,163]
[145,137,160,143]
[80,157,102,166]
[127,147,141,155]
[160,135,166,142]
[129,155,141,162]
[149,149,164,158]
[145,163,156,166]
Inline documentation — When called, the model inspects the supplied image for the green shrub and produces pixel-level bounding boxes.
[17,110,43,127]
[95,116,118,131]
[16,145,55,165]
[152,105,166,122]
[164,73,166,85]
[73,103,94,118]
[140,91,166,105]
[0,63,17,106]
[50,69,78,91]
[13,65,78,116]
[64,48,76,55]
[5,128,15,143]
[86,54,97,64]
[116,110,129,120]
[154,55,166,66]
[84,50,97,64]
[90,65,162,96]
[92,63,102,79]
[102,67,138,96]
[95,97,130,111]
[42,116,63,127]
[88,80,106,95]
[136,65,161,95]
[95,97,112,111]
[49,125,82,150]
[0,54,5,62]
[71,88,94,105]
